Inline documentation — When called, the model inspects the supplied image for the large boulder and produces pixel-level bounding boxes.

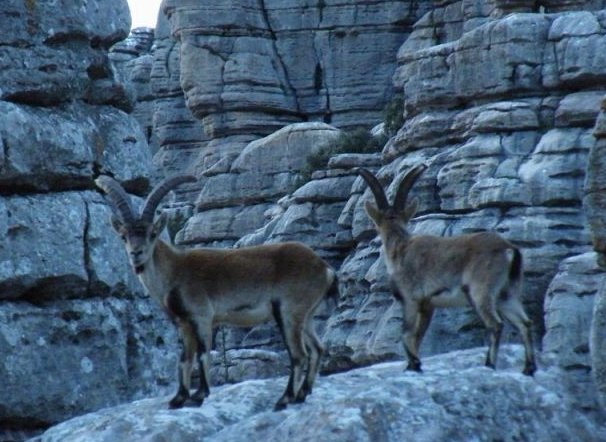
[585,93,606,410]
[32,346,605,442]
[542,252,602,370]
[0,0,131,107]
[0,297,177,428]
[178,122,341,247]
[0,102,150,193]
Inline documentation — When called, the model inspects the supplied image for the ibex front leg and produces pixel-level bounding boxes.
[402,299,433,372]
[190,318,212,405]
[169,322,197,409]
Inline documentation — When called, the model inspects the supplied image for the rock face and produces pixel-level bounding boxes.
[0,0,178,439]
[109,27,157,150]
[5,0,606,439]
[149,0,429,206]
[585,91,606,409]
[32,346,606,442]
[0,0,130,107]
[542,252,602,370]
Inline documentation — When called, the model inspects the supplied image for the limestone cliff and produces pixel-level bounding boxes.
[0,1,176,439]
[3,0,606,440]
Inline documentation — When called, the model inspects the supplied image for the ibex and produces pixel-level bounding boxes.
[95,174,338,410]
[358,164,536,375]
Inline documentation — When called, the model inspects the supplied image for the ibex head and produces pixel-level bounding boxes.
[95,175,196,273]
[358,164,427,231]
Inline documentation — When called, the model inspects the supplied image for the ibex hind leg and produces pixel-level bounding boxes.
[189,319,213,406]
[272,301,308,411]
[498,297,536,376]
[464,285,503,370]
[296,324,324,402]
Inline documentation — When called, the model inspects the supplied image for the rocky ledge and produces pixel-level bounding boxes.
[32,346,605,442]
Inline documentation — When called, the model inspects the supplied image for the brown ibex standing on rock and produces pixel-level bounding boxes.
[358,164,536,375]
[95,174,338,410]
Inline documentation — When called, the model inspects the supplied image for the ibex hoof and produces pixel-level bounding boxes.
[168,396,187,409]
[189,393,206,407]
[273,401,288,412]
[294,385,311,403]
[406,362,422,373]
[523,363,537,376]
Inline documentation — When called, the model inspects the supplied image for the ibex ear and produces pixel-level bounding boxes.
[152,212,168,238]
[402,198,419,222]
[110,215,126,235]
[364,200,384,225]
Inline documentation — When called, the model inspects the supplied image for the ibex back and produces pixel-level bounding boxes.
[359,165,536,375]
[96,174,338,410]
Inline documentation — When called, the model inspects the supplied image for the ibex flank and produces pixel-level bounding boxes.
[358,164,536,376]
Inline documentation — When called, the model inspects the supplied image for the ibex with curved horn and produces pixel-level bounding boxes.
[358,165,536,375]
[95,175,338,410]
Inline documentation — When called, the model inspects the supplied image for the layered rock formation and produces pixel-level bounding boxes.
[585,89,606,409]
[0,1,177,439]
[151,0,428,222]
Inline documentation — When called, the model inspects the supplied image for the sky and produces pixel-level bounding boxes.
[127,0,163,29]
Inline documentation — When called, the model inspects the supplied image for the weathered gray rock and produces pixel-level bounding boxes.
[110,28,157,148]
[543,252,602,370]
[586,92,606,410]
[585,95,606,264]
[0,191,142,302]
[165,0,426,130]
[0,102,151,193]
[0,1,162,437]
[396,11,606,117]
[32,346,606,442]
[148,0,429,204]
[177,204,273,246]
[0,297,177,429]
[178,123,342,247]
[146,8,210,189]
[0,0,131,106]
[591,278,606,410]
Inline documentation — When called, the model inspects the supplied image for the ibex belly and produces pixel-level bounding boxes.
[428,286,469,308]
[215,303,273,327]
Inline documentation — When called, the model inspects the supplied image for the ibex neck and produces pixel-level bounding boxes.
[137,240,178,302]
[379,224,411,275]
[379,223,410,245]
